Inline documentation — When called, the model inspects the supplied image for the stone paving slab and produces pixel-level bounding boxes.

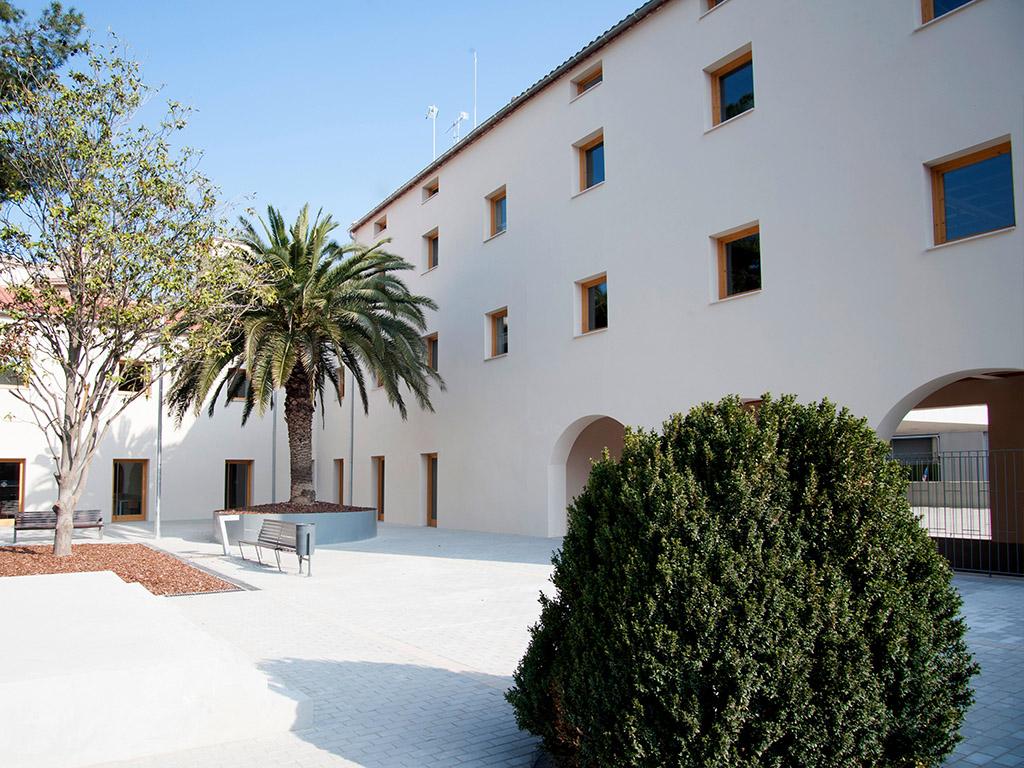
[85,523,1022,768]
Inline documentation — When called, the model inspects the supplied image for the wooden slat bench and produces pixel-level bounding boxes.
[13,509,104,543]
[238,519,297,572]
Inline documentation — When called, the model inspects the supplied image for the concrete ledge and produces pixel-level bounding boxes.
[0,571,311,768]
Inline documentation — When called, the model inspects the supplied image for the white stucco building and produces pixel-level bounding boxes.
[2,0,1022,547]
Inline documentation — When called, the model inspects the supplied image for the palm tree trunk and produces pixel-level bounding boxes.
[284,368,316,504]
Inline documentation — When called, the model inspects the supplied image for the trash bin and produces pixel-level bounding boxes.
[295,523,316,576]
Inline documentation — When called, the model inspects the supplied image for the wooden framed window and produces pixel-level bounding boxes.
[224,460,253,509]
[372,456,385,521]
[227,367,249,401]
[117,359,149,395]
[488,187,507,237]
[717,225,762,299]
[113,459,148,521]
[424,333,438,372]
[489,308,508,358]
[706,0,726,9]
[423,177,439,201]
[424,228,439,269]
[425,453,438,528]
[922,0,975,23]
[710,51,754,126]
[580,275,608,333]
[577,132,605,191]
[335,458,344,504]
[930,141,1014,245]
[0,458,25,517]
[374,215,387,235]
[572,64,603,97]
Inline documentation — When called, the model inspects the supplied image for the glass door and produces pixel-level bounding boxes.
[112,459,147,521]
[0,459,24,518]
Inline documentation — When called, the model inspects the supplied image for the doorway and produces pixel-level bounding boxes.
[372,456,385,521]
[112,459,147,521]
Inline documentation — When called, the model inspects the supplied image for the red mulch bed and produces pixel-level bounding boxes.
[217,501,375,515]
[0,543,238,596]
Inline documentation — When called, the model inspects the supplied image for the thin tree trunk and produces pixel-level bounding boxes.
[53,456,86,557]
[284,369,316,505]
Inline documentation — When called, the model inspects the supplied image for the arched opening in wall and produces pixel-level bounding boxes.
[547,415,626,538]
[879,369,1024,576]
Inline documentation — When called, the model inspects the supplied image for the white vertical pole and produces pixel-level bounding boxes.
[271,391,277,502]
[472,50,478,129]
[154,350,163,539]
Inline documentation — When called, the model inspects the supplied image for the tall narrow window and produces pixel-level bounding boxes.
[424,333,439,372]
[425,228,439,269]
[572,64,603,97]
[335,458,344,505]
[580,275,608,333]
[717,226,761,299]
[0,459,25,517]
[710,51,754,125]
[488,187,507,237]
[931,142,1014,244]
[425,453,438,527]
[489,308,509,357]
[373,456,385,521]
[224,460,253,509]
[922,0,975,23]
[227,367,249,401]
[113,459,147,521]
[335,365,346,400]
[578,132,605,191]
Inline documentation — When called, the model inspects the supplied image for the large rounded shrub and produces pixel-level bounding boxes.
[508,395,976,768]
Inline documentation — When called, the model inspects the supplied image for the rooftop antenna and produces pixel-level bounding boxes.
[471,49,478,129]
[446,111,469,146]
[426,104,439,160]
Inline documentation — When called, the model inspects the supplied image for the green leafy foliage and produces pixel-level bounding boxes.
[508,395,977,768]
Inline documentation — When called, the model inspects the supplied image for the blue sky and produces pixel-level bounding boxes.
[23,0,639,233]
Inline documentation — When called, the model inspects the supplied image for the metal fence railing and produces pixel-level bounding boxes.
[895,450,1023,576]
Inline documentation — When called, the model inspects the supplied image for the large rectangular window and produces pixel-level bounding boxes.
[224,460,253,509]
[578,132,605,191]
[488,187,507,237]
[711,52,754,126]
[580,275,608,333]
[931,142,1014,244]
[489,308,509,357]
[717,226,761,299]
[425,453,438,528]
[113,459,147,521]
[0,459,24,517]
[922,0,975,23]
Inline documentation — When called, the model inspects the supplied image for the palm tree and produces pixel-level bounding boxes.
[168,204,442,505]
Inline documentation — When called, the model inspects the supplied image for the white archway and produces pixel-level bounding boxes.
[547,415,625,537]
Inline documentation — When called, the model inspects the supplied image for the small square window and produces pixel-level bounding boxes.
[580,275,608,334]
[717,226,761,299]
[710,51,754,126]
[227,367,249,401]
[374,215,388,236]
[930,141,1014,245]
[117,359,149,394]
[488,308,508,358]
[424,228,439,269]
[488,187,507,237]
[572,64,603,97]
[423,178,439,201]
[424,333,438,372]
[922,0,975,23]
[577,132,605,192]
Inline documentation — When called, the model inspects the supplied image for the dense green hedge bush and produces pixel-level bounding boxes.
[508,396,976,768]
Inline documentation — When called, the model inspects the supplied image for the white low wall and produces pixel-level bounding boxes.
[0,571,311,768]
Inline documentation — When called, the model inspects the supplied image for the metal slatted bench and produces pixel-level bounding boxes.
[237,519,297,572]
[13,509,103,543]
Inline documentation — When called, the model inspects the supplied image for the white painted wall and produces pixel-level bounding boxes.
[339,0,1024,536]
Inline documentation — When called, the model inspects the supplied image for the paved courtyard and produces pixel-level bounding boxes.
[10,521,1020,768]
